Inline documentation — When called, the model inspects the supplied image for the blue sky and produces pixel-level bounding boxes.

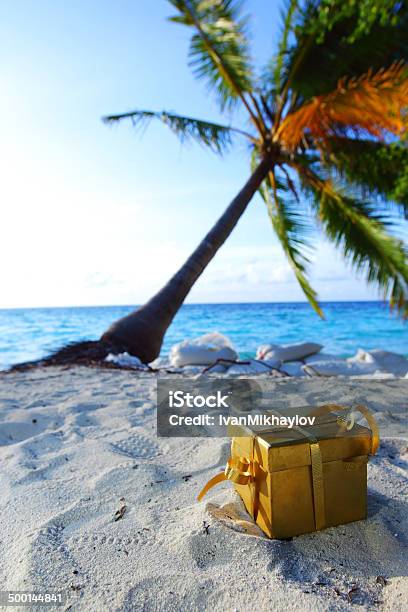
[1,0,405,308]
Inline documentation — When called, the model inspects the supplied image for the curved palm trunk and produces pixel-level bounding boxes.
[101,158,270,362]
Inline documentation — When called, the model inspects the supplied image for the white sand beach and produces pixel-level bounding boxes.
[0,366,407,611]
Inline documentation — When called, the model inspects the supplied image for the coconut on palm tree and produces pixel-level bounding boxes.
[49,0,408,366]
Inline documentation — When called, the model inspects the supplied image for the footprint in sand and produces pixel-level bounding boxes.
[0,417,57,446]
[121,575,214,611]
[110,432,160,459]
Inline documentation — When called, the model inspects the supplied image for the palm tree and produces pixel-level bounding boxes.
[71,0,408,365]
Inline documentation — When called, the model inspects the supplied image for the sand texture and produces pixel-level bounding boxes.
[0,367,407,611]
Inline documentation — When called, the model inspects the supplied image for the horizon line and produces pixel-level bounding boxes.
[0,298,392,311]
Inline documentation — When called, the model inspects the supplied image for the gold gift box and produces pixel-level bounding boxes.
[198,404,379,539]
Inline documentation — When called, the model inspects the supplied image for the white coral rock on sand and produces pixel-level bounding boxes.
[279,361,305,377]
[304,352,343,363]
[256,342,322,362]
[105,352,149,369]
[302,349,408,378]
[348,348,408,377]
[170,332,238,367]
[302,360,382,377]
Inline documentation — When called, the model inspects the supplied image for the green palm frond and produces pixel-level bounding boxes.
[252,152,322,316]
[280,1,408,106]
[103,109,251,153]
[271,0,298,95]
[298,167,408,316]
[168,0,256,115]
[323,137,408,218]
[306,0,402,44]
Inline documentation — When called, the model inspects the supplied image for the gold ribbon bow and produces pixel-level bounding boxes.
[197,456,253,497]
[318,403,379,455]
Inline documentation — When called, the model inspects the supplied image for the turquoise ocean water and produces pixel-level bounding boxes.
[0,302,407,370]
